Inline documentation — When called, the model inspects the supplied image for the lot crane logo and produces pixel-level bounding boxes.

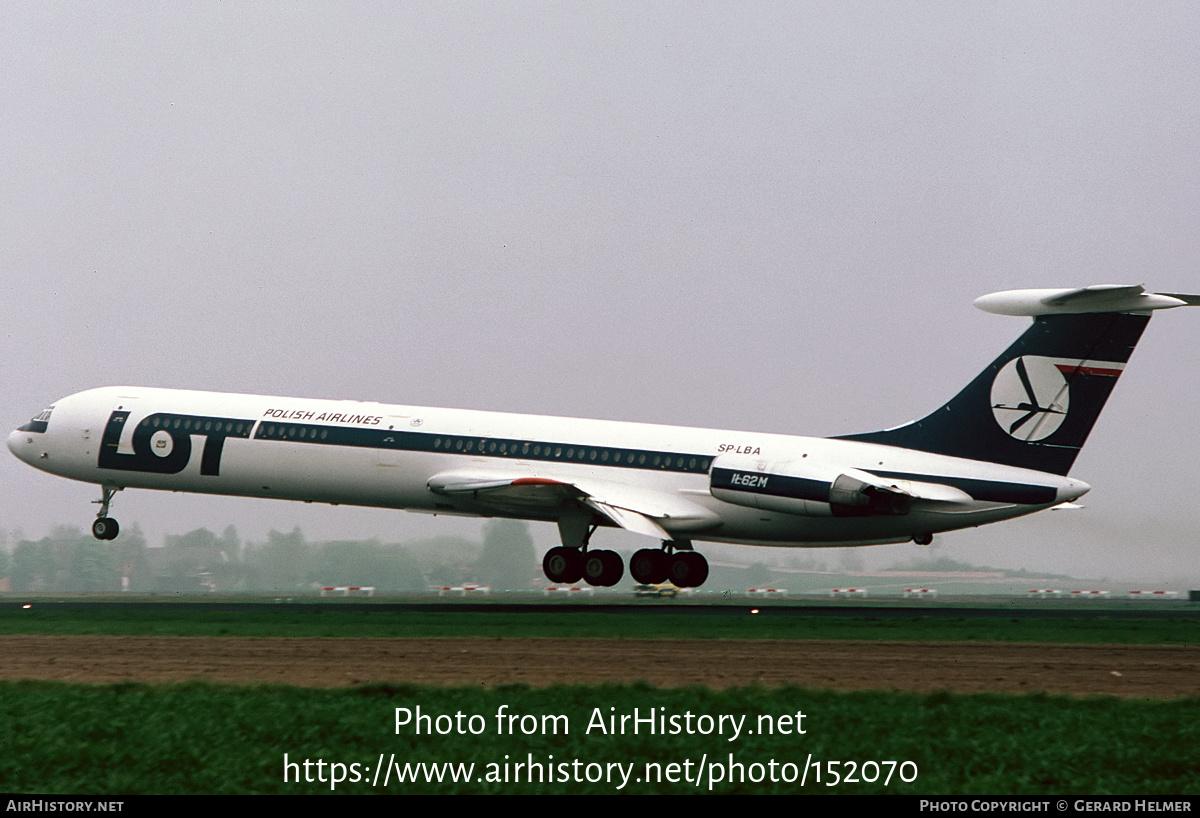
[990,356,1070,441]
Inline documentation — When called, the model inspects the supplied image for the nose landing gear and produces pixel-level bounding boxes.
[91,486,121,540]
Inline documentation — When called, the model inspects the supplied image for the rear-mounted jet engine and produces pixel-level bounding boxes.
[708,453,971,517]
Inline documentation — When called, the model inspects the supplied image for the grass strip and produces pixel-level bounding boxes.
[1,603,1197,644]
[0,680,1196,795]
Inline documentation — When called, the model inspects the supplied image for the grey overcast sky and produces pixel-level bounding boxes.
[3,3,1199,583]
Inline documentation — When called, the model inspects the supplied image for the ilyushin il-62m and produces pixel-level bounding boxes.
[10,285,1197,589]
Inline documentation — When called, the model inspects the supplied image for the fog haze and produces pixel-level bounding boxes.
[3,3,1198,586]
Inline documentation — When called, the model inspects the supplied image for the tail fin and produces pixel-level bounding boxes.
[837,286,1196,475]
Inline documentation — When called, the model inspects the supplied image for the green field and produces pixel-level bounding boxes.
[2,600,1197,795]
[1,680,1197,795]
[2,599,1197,644]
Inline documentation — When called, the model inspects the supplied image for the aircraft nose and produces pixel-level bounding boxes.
[8,426,40,465]
[8,427,24,458]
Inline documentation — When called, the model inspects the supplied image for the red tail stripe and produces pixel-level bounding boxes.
[1054,364,1123,377]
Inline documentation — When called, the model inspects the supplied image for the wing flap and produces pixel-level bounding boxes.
[584,500,671,539]
[427,469,718,538]
[427,472,577,509]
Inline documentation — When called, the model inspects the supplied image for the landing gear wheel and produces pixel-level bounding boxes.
[912,532,933,545]
[91,486,121,540]
[630,548,668,584]
[92,517,119,541]
[583,550,624,587]
[668,552,709,588]
[543,546,584,584]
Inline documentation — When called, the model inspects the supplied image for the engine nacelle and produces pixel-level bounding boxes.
[709,454,967,517]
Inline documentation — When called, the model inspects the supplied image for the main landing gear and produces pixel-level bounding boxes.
[542,546,624,587]
[543,508,626,587]
[91,485,121,540]
[541,512,625,586]
[542,538,710,589]
[630,540,709,588]
[541,508,711,589]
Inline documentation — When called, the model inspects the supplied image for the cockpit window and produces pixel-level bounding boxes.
[18,406,53,433]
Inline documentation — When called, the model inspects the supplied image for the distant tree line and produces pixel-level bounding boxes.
[2,519,1037,595]
[5,525,148,593]
[0,518,539,594]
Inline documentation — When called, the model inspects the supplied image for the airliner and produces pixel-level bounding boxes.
[9,285,1197,589]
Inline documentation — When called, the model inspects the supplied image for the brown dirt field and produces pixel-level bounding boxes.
[1,635,1198,698]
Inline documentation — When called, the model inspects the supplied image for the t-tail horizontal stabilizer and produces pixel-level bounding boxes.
[839,284,1199,476]
[974,284,1198,316]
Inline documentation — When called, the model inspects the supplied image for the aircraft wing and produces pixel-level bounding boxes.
[427,470,718,538]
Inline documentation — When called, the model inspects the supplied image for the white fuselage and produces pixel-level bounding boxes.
[8,386,1088,549]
